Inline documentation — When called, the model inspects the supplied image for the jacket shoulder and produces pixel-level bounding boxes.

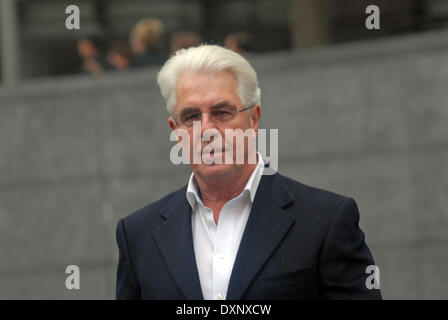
[118,185,187,230]
[278,173,353,214]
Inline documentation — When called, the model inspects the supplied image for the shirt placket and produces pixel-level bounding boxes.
[212,202,236,300]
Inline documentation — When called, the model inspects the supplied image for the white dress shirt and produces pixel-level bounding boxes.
[186,154,265,300]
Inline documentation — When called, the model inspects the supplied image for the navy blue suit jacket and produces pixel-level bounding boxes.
[115,170,382,300]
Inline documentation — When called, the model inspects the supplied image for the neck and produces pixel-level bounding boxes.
[194,163,257,207]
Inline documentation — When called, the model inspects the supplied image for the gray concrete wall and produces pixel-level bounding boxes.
[1,29,448,299]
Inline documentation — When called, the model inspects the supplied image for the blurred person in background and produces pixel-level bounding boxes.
[170,31,203,56]
[130,18,167,67]
[77,37,110,76]
[107,40,133,71]
[224,32,251,55]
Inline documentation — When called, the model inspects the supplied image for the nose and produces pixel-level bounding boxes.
[200,113,217,134]
[199,114,224,154]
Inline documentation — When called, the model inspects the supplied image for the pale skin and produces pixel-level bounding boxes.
[168,70,261,225]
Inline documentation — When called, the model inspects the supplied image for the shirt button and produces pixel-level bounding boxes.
[217,293,225,300]
[205,218,213,225]
[218,252,226,260]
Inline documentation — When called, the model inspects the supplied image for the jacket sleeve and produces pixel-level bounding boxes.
[115,218,141,299]
[318,197,382,299]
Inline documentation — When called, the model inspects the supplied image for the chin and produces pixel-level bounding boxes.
[194,163,235,180]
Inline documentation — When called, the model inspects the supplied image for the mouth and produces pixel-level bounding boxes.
[202,149,226,156]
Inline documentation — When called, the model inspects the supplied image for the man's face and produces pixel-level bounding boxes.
[168,70,260,182]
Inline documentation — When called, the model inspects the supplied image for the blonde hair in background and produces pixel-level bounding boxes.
[130,18,164,55]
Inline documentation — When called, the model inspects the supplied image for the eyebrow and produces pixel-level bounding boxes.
[210,101,236,110]
[179,107,200,117]
[179,101,237,116]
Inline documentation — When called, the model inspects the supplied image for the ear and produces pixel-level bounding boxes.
[168,116,183,143]
[168,116,177,130]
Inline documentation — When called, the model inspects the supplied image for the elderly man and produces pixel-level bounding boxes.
[115,44,382,300]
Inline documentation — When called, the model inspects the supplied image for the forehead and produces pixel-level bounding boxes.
[175,70,240,111]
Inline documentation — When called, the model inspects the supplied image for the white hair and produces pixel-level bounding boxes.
[157,44,261,114]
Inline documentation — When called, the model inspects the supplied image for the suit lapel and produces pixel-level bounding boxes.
[226,173,296,300]
[154,188,203,300]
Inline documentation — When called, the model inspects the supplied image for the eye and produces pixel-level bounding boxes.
[184,113,201,121]
[212,110,232,116]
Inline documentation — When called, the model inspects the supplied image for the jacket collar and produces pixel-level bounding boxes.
[154,188,203,299]
[226,170,295,299]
